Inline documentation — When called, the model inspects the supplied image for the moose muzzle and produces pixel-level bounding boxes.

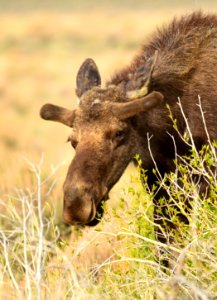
[63,184,98,225]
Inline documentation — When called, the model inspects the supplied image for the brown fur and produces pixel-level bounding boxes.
[40,12,217,241]
[111,11,217,136]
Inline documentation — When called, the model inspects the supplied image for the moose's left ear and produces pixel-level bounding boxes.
[40,103,75,127]
[76,58,101,97]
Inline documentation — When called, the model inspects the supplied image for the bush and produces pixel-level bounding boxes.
[0,102,217,299]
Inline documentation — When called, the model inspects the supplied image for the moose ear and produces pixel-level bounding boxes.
[126,50,158,100]
[76,58,101,97]
[40,103,75,127]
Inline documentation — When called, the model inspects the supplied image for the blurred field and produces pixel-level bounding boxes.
[0,2,217,299]
[0,0,217,12]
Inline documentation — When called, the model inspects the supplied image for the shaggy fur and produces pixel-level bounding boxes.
[40,11,217,241]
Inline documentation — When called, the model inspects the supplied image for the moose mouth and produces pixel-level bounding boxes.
[86,195,108,226]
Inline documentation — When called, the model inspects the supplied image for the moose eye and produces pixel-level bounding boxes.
[67,136,78,149]
[115,130,125,139]
[70,140,78,149]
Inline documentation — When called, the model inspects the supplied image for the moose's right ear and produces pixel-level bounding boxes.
[40,104,75,127]
[76,58,101,97]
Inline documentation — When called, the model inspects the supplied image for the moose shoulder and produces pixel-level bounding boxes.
[40,12,217,242]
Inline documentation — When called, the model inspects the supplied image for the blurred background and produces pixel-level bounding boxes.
[0,0,216,218]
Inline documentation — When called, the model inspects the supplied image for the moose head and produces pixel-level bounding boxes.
[40,58,163,226]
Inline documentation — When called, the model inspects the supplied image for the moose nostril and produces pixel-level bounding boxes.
[63,186,96,225]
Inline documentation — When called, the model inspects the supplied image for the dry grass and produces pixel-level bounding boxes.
[0,151,216,299]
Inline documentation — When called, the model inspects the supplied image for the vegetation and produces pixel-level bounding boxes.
[1,116,217,299]
[0,4,217,299]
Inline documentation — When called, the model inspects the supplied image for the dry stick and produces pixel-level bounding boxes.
[0,231,22,299]
[98,230,184,254]
[23,155,45,300]
[147,132,169,219]
[178,96,216,181]
[172,275,209,300]
[21,191,32,300]
[35,155,44,300]
[147,133,163,182]
[94,257,168,278]
[177,97,197,151]
[197,96,217,184]
[197,95,217,162]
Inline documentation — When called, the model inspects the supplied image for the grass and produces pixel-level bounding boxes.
[0,6,217,300]
[0,139,216,299]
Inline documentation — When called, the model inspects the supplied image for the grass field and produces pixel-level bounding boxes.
[0,1,217,299]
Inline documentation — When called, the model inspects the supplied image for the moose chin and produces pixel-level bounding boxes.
[40,11,217,244]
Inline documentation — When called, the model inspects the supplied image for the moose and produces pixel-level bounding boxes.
[40,12,217,244]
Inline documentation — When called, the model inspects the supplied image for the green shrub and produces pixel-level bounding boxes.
[0,127,216,299]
